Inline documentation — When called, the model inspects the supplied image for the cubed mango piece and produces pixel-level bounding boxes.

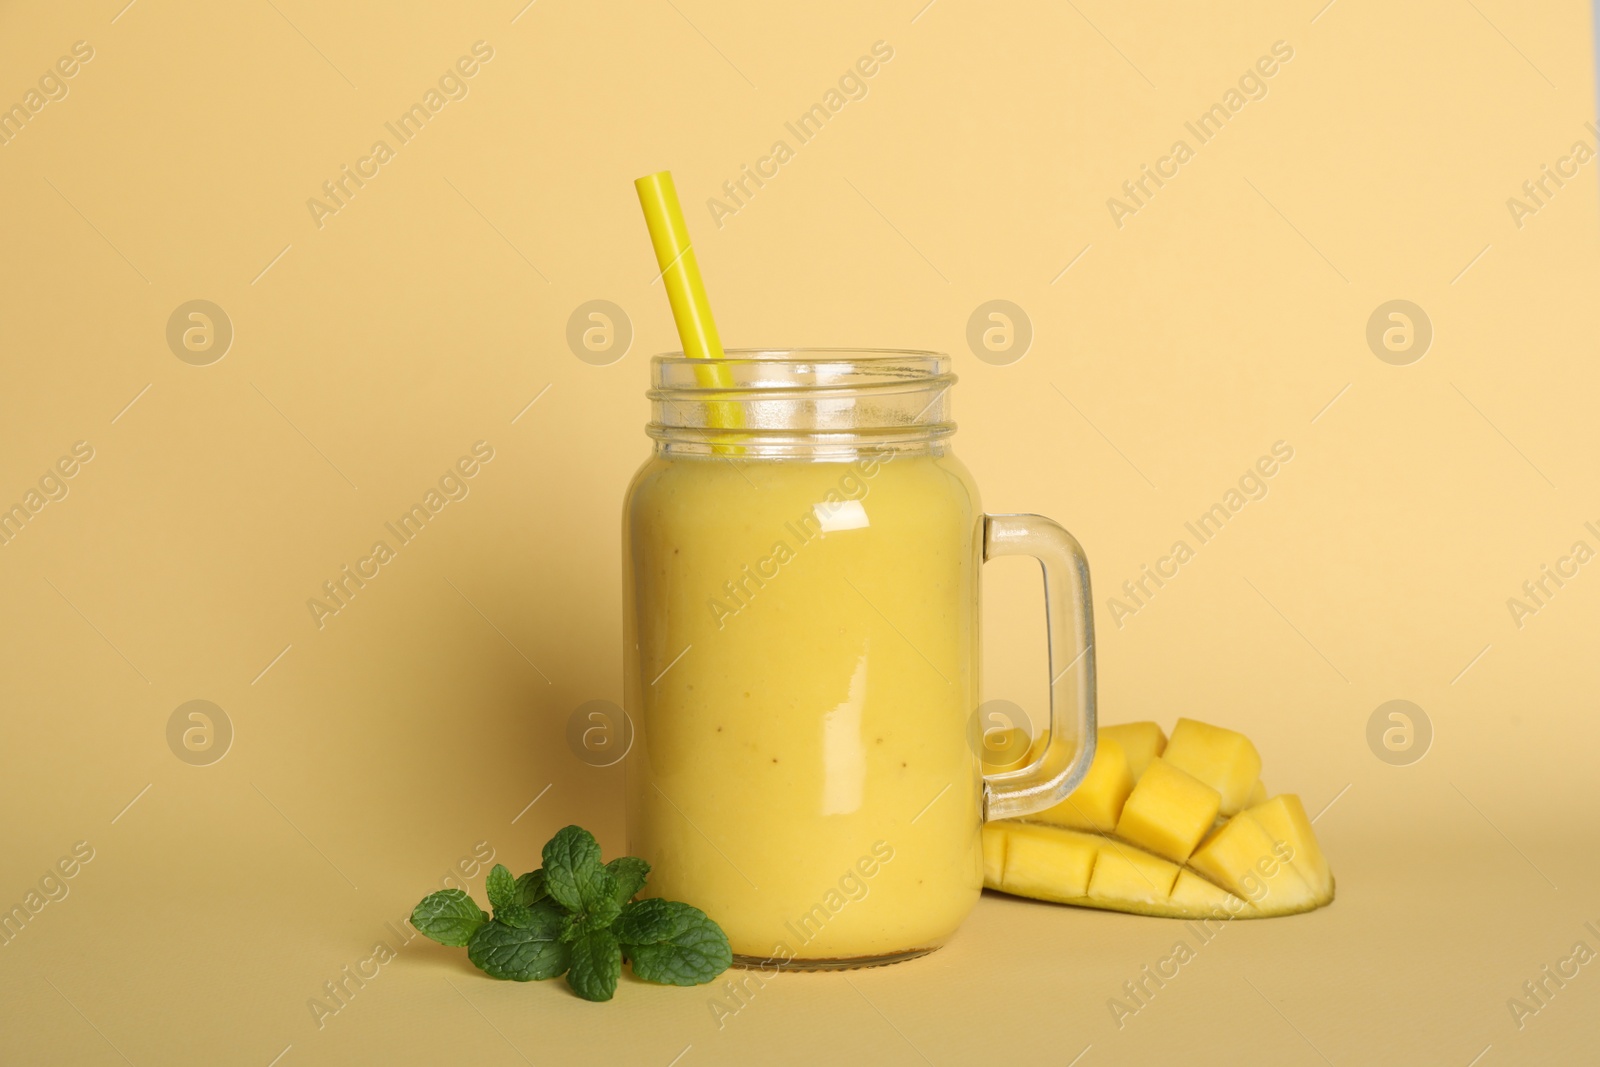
[991,822,1098,903]
[1114,758,1220,864]
[1101,721,1167,780]
[1087,838,1181,908]
[1032,736,1134,833]
[1246,794,1333,903]
[1189,810,1314,916]
[1170,869,1253,919]
[1162,718,1263,815]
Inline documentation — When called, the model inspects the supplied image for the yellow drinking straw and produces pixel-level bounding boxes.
[634,171,743,442]
[635,170,724,361]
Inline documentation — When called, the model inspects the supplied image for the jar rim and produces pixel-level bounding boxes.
[651,347,949,365]
[650,348,954,397]
[645,348,956,456]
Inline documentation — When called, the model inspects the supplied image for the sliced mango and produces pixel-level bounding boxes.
[1100,721,1166,780]
[1087,838,1180,909]
[1162,718,1262,815]
[981,718,1333,921]
[989,822,1097,903]
[1246,794,1332,902]
[1170,869,1251,918]
[1031,737,1134,833]
[1189,809,1315,915]
[982,821,1258,919]
[979,729,1133,834]
[1114,758,1220,864]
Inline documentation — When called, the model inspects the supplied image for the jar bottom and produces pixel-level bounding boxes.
[732,946,939,972]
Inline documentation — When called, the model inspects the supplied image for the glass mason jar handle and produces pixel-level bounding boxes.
[980,514,1098,822]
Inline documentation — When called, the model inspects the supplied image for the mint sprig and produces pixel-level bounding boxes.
[410,825,733,1001]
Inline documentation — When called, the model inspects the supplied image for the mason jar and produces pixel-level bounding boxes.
[623,349,1098,968]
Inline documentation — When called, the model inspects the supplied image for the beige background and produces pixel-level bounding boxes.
[2,0,1598,1063]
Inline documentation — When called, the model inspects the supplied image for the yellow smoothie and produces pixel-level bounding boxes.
[623,447,984,962]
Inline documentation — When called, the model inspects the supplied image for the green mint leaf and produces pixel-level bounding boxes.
[496,903,535,929]
[618,900,731,986]
[589,896,624,933]
[613,897,677,943]
[515,869,548,907]
[565,928,622,1001]
[467,909,569,981]
[410,889,488,947]
[485,864,517,912]
[543,825,616,914]
[606,856,650,903]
